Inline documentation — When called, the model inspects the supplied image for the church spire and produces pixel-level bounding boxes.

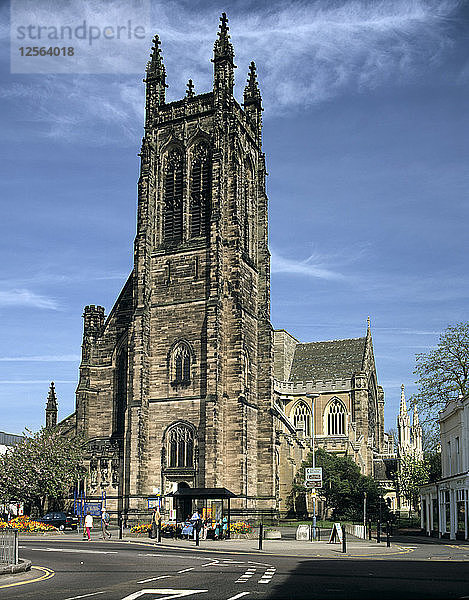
[186,79,195,98]
[213,13,235,106]
[45,381,58,429]
[400,383,407,414]
[144,34,167,124]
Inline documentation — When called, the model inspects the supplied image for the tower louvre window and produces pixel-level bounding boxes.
[164,149,183,243]
[326,398,346,436]
[190,143,211,238]
[171,341,192,386]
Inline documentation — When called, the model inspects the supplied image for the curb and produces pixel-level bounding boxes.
[0,559,32,576]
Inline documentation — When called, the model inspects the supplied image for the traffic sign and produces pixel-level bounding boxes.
[305,467,322,487]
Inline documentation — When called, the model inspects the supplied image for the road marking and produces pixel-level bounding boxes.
[235,568,256,583]
[121,589,208,600]
[138,575,173,584]
[226,593,250,600]
[201,561,220,567]
[177,567,195,573]
[0,565,54,589]
[22,546,118,555]
[63,592,106,600]
[257,567,276,584]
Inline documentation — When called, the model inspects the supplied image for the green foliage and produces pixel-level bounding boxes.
[289,448,389,522]
[413,321,469,445]
[424,450,441,483]
[398,450,430,512]
[0,428,86,513]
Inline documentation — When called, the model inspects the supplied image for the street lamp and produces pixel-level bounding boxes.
[306,393,320,540]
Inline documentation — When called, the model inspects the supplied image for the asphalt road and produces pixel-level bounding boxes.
[1,538,469,600]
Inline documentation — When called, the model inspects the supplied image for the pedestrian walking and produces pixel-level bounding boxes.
[151,507,160,539]
[84,512,93,541]
[101,508,111,539]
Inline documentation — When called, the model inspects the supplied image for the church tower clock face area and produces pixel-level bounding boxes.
[75,14,275,515]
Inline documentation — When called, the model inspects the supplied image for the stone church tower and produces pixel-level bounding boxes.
[73,14,275,517]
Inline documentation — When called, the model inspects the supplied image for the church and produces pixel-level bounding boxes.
[53,14,387,520]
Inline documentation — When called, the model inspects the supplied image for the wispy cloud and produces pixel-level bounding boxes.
[0,355,79,362]
[270,247,347,280]
[1,0,461,142]
[0,289,60,310]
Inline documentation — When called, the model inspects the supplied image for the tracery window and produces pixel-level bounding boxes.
[163,148,183,243]
[292,401,311,437]
[113,348,127,437]
[326,398,346,436]
[190,143,211,238]
[171,341,192,386]
[167,424,194,468]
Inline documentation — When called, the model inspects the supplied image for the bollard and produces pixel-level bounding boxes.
[258,523,263,550]
[368,519,372,540]
[342,527,346,554]
[377,520,381,543]
[119,515,124,540]
[157,518,161,543]
[195,523,200,546]
[317,527,321,541]
[386,522,390,548]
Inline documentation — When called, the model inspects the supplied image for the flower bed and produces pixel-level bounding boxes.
[229,521,253,535]
[0,515,58,533]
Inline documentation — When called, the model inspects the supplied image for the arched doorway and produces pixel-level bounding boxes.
[176,482,192,522]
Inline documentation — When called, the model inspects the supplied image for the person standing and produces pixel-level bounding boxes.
[84,512,93,541]
[101,508,111,539]
[151,507,160,539]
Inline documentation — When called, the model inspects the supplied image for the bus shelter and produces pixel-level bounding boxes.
[168,487,236,539]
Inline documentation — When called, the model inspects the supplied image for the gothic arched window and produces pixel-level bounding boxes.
[167,424,194,468]
[292,401,311,437]
[190,143,211,238]
[171,341,192,386]
[163,148,183,243]
[326,398,346,436]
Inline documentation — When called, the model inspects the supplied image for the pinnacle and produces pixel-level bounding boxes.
[186,79,195,98]
[214,12,234,60]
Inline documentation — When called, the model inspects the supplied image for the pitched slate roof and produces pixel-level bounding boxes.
[288,337,367,382]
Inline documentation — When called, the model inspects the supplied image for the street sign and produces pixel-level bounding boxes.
[304,480,322,489]
[305,467,322,487]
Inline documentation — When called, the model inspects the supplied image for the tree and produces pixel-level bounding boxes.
[289,449,389,522]
[398,450,430,514]
[0,428,86,514]
[413,321,469,443]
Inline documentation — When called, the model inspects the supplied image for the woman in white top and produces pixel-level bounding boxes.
[84,513,93,541]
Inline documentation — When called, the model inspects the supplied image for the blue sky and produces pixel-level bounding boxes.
[0,0,468,434]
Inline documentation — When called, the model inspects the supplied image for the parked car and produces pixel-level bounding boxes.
[38,512,78,530]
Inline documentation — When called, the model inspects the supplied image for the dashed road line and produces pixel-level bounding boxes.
[177,567,196,573]
[257,567,276,584]
[226,593,251,600]
[63,592,106,600]
[137,575,173,584]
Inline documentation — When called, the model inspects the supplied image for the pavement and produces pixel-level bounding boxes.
[14,527,469,560]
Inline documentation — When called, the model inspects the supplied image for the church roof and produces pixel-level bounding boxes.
[289,337,367,381]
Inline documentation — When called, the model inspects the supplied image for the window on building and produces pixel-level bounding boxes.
[293,401,311,437]
[326,398,346,436]
[164,148,183,243]
[190,143,211,238]
[167,424,194,468]
[171,341,192,386]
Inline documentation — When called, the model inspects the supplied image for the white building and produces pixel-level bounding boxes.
[420,394,469,540]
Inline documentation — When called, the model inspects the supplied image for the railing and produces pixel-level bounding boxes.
[0,529,18,565]
[344,523,366,539]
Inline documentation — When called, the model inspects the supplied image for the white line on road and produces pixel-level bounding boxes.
[22,547,118,555]
[226,593,250,600]
[63,593,106,600]
[137,575,173,584]
[177,567,195,573]
[121,589,208,600]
